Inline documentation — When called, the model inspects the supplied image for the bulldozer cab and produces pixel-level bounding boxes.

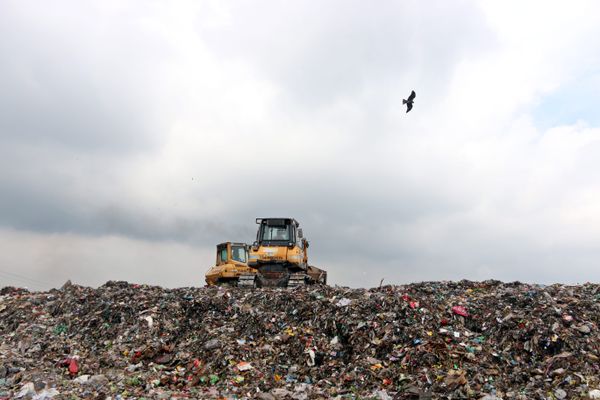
[254,218,300,247]
[216,242,248,265]
[205,242,254,286]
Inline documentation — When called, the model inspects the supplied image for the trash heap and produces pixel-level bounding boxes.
[1,280,599,399]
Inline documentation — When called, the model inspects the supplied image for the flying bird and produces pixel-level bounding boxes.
[403,90,416,113]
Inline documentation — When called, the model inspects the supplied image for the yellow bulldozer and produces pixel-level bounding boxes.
[204,242,256,286]
[204,218,327,288]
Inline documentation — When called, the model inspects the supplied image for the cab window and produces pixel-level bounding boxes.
[262,226,289,241]
[220,248,228,262]
[231,246,247,263]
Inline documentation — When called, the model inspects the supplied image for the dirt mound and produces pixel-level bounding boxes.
[1,280,599,399]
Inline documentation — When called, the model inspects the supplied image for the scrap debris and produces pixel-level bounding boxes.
[0,280,599,399]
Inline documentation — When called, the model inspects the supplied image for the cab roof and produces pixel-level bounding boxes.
[217,242,247,247]
[256,218,299,227]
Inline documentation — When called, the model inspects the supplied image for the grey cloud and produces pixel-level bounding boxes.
[0,188,255,245]
[1,1,599,290]
[201,0,494,108]
[0,1,170,153]
[0,0,492,243]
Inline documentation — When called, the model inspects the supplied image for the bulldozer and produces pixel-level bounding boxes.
[239,217,327,288]
[204,242,256,286]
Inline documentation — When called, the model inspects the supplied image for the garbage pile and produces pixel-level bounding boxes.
[1,280,599,399]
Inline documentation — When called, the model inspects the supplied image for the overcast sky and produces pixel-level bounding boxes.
[2,0,600,290]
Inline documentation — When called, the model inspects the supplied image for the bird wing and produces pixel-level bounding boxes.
[408,90,416,101]
[406,103,413,113]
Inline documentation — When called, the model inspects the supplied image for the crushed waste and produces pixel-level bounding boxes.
[1,280,599,399]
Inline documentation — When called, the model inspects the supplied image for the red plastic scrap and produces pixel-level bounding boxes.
[68,358,79,375]
[57,357,79,376]
[452,305,469,317]
[131,350,143,362]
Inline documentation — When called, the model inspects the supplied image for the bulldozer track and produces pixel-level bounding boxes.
[287,273,306,288]
[238,274,256,288]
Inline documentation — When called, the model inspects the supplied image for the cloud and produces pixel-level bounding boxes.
[1,1,600,289]
[0,2,174,153]
[0,228,212,290]
[199,0,492,108]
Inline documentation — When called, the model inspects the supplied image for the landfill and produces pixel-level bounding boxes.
[1,280,599,399]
